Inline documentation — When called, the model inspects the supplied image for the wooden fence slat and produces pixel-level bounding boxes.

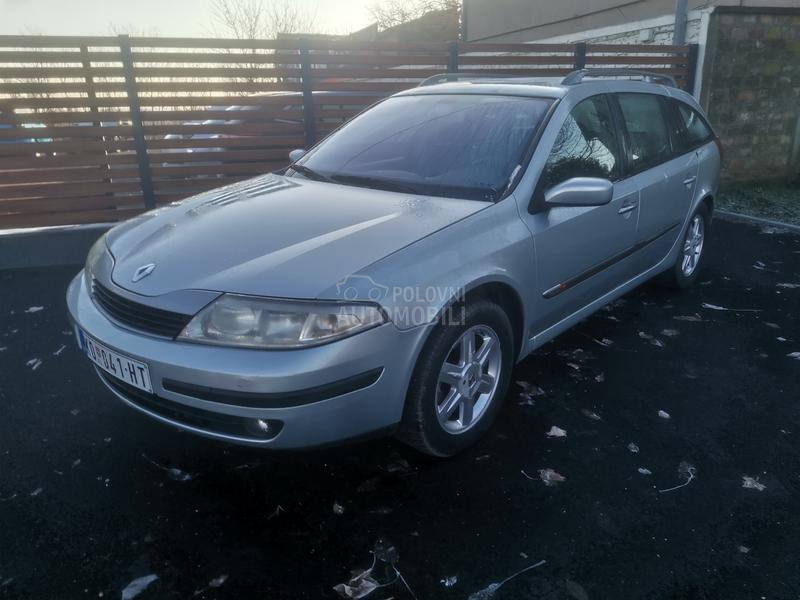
[0,207,143,228]
[0,194,142,214]
[0,180,143,199]
[0,50,122,63]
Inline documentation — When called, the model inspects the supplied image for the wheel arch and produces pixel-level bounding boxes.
[460,280,526,363]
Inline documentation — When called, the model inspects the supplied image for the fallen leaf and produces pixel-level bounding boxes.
[638,331,653,340]
[701,302,761,313]
[673,313,703,322]
[763,322,780,329]
[24,306,44,314]
[742,476,766,491]
[333,502,345,515]
[26,358,42,371]
[787,352,800,360]
[384,452,412,474]
[661,329,680,337]
[467,560,546,600]
[333,569,379,599]
[777,282,800,289]
[167,468,192,482]
[538,468,566,486]
[581,408,603,421]
[650,338,665,348]
[658,410,670,419]
[627,442,639,453]
[738,545,751,553]
[594,372,605,383]
[209,575,228,588]
[545,426,567,438]
[121,575,158,600]
[637,467,652,475]
[440,575,458,588]
[516,381,545,396]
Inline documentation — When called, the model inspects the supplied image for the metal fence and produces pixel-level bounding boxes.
[0,35,697,229]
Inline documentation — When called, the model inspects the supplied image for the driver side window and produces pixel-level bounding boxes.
[541,95,621,190]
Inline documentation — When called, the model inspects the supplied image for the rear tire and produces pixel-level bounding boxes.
[396,299,514,457]
[658,203,709,289]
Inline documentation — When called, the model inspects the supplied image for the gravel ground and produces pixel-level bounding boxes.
[718,183,800,227]
[1,218,799,600]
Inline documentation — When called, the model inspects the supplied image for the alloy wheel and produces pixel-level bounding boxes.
[681,214,705,276]
[435,325,502,434]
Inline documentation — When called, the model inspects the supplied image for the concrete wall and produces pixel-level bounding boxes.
[700,7,800,182]
[0,224,108,270]
[464,0,800,42]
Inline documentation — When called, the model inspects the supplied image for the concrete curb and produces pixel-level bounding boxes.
[0,223,111,270]
[716,209,800,234]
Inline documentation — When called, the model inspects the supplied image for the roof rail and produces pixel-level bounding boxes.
[562,69,677,88]
[417,72,529,87]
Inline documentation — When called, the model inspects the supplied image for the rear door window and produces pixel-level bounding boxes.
[541,94,621,189]
[674,101,713,149]
[616,93,671,173]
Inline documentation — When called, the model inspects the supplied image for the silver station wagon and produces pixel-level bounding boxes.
[67,69,721,456]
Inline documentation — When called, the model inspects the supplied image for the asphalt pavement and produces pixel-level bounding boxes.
[1,217,799,600]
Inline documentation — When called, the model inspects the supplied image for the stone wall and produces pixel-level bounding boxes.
[700,8,800,182]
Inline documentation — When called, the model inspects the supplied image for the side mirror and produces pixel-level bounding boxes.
[544,177,613,207]
[289,148,306,163]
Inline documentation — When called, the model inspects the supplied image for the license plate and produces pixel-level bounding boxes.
[78,329,153,393]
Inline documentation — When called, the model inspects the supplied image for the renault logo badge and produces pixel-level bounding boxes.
[132,263,156,282]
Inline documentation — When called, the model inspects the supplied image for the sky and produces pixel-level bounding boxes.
[0,0,375,37]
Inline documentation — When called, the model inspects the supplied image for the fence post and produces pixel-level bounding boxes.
[685,43,700,95]
[118,34,155,210]
[447,40,459,73]
[574,42,587,70]
[298,38,317,149]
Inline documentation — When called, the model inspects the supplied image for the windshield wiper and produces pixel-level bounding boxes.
[329,174,420,195]
[288,164,332,183]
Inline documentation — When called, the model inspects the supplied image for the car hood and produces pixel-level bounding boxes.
[107,174,488,299]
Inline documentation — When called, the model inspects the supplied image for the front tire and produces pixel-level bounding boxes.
[396,299,514,457]
[659,203,709,289]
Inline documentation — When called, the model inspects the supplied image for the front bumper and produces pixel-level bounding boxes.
[66,272,429,448]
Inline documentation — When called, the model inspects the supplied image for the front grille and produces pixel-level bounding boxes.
[97,370,282,440]
[91,279,192,338]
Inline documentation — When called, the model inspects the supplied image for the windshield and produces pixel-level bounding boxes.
[290,94,552,201]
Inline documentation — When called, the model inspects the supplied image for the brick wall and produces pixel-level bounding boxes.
[700,8,800,182]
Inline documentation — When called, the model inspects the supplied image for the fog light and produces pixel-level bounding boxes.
[244,418,274,438]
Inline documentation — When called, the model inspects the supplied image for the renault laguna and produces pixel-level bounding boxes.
[67,70,720,456]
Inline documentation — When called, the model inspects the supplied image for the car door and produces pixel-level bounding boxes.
[613,92,698,269]
[523,94,640,333]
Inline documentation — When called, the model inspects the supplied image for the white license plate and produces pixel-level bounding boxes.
[78,329,153,393]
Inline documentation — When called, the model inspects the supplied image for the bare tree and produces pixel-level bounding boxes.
[368,0,460,30]
[211,0,318,40]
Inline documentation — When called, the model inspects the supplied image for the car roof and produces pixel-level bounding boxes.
[394,77,686,101]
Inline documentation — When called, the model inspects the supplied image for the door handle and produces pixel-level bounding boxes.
[618,197,638,215]
[682,175,697,187]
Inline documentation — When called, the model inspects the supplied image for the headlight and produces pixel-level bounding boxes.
[178,294,387,349]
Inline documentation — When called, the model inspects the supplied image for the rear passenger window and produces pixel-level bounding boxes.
[616,93,671,172]
[541,95,620,189]
[675,102,713,148]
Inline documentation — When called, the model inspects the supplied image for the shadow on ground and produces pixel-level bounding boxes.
[1,219,799,599]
